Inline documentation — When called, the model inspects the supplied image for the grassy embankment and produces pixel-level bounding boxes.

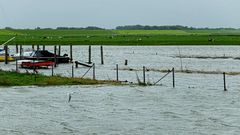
[0,70,119,86]
[0,29,240,45]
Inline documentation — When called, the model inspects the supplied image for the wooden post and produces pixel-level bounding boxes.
[88,45,92,64]
[20,45,23,60]
[100,46,104,65]
[72,64,74,78]
[16,44,19,53]
[116,64,119,81]
[54,45,57,67]
[75,61,78,68]
[125,60,128,66]
[93,63,95,80]
[58,45,61,56]
[172,68,175,88]
[70,45,73,62]
[16,59,18,72]
[143,66,146,84]
[4,45,8,64]
[223,72,227,91]
[51,65,54,76]
[37,45,40,61]
[43,45,45,51]
[32,45,35,50]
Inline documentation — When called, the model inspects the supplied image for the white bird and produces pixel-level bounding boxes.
[67,92,76,103]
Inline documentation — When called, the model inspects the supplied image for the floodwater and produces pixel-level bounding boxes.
[1,46,240,134]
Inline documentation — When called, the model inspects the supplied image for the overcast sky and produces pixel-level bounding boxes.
[0,0,239,29]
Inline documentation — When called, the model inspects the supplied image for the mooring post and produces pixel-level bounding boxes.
[125,60,128,66]
[172,67,175,88]
[116,64,119,81]
[88,45,92,64]
[223,72,227,91]
[93,63,96,80]
[70,45,73,62]
[51,65,54,76]
[43,45,45,51]
[32,45,35,50]
[58,45,61,56]
[37,45,40,51]
[16,44,19,53]
[143,66,146,84]
[100,46,104,65]
[72,64,74,78]
[20,45,23,60]
[16,59,18,72]
[4,45,8,64]
[54,45,57,67]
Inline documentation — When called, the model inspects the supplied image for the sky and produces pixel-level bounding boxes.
[0,0,239,29]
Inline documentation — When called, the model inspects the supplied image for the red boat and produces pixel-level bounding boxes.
[21,61,55,68]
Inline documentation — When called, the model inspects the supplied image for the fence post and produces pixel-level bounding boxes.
[88,45,92,64]
[100,46,104,65]
[16,59,18,72]
[54,45,57,67]
[58,45,61,56]
[20,45,23,60]
[70,45,73,62]
[72,64,74,78]
[4,45,8,64]
[51,65,54,76]
[223,72,227,91]
[172,68,175,88]
[143,66,146,84]
[16,44,19,53]
[116,64,119,81]
[93,63,95,80]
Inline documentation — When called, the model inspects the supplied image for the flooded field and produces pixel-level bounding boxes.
[1,46,240,134]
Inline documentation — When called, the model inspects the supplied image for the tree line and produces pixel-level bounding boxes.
[2,25,239,30]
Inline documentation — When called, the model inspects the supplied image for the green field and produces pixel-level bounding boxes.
[1,29,240,45]
[0,70,120,86]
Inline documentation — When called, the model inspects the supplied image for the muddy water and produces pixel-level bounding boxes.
[1,85,240,135]
[1,46,240,134]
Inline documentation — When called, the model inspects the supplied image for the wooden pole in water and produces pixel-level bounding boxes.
[54,45,57,67]
[88,45,92,64]
[72,64,74,78]
[58,45,61,56]
[116,64,119,81]
[143,66,146,84]
[16,59,18,72]
[51,64,54,76]
[172,68,175,88]
[75,61,78,68]
[100,46,104,65]
[223,72,227,91]
[43,45,45,51]
[16,44,19,53]
[37,45,40,51]
[4,45,8,64]
[32,45,35,50]
[20,45,23,60]
[70,45,73,62]
[93,63,96,80]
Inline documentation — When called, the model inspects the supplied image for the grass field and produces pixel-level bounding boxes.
[0,70,119,86]
[0,29,240,45]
